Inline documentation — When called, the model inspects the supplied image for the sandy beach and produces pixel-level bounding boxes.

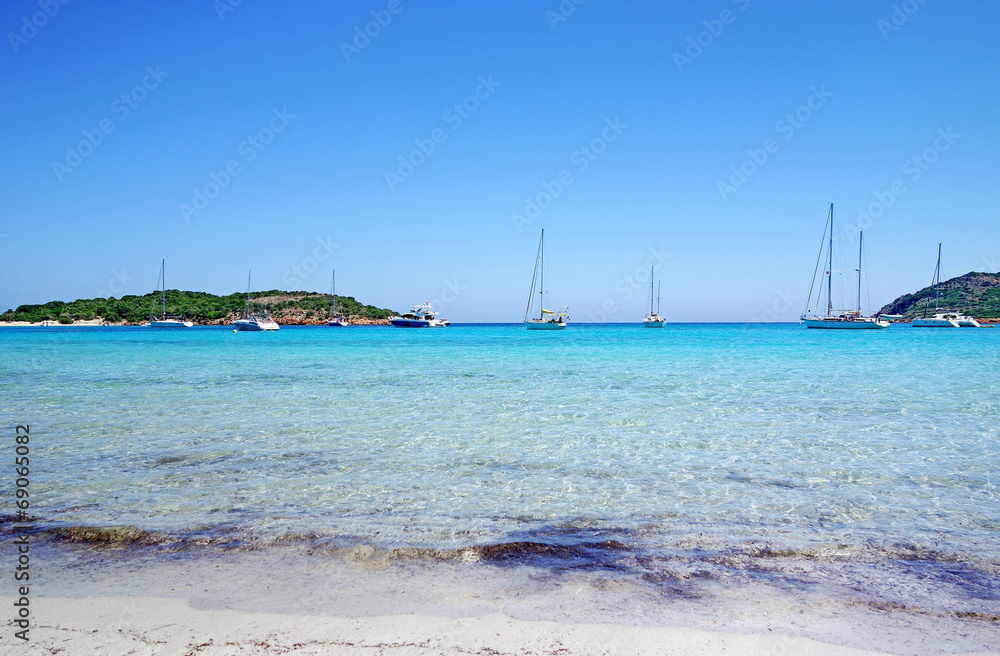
[4,594,951,656]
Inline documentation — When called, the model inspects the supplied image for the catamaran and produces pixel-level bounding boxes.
[389,302,449,327]
[912,244,980,327]
[524,228,567,330]
[801,204,889,329]
[233,271,279,331]
[327,270,348,327]
[643,267,665,327]
[149,259,193,327]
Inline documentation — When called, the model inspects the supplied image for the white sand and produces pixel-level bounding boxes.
[6,595,990,656]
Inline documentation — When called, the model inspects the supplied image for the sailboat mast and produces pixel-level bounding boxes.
[857,231,863,313]
[330,269,337,319]
[650,266,655,316]
[539,228,545,321]
[246,271,252,316]
[161,259,166,316]
[827,204,834,316]
[935,243,942,311]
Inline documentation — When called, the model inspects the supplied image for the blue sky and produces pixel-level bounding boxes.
[2,0,998,322]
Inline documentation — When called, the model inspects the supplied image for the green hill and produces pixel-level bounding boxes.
[879,272,1000,319]
[0,290,396,325]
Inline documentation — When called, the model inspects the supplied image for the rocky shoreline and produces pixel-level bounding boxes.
[0,316,394,327]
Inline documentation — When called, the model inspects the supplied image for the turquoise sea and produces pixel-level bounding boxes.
[2,324,998,650]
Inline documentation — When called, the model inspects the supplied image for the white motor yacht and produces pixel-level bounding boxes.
[233,271,279,331]
[389,302,449,327]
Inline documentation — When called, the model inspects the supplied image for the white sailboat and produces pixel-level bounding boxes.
[149,259,193,327]
[233,271,279,331]
[524,228,568,330]
[327,270,348,327]
[912,244,980,327]
[801,204,889,329]
[643,267,665,327]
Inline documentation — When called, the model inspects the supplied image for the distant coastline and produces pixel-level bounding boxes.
[3,271,999,326]
[879,271,1000,320]
[0,290,395,326]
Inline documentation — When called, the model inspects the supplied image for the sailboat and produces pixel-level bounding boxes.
[912,244,980,327]
[801,204,889,329]
[524,228,568,330]
[149,259,193,327]
[327,270,348,327]
[233,271,279,331]
[643,267,665,327]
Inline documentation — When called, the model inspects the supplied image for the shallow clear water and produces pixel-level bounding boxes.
[2,323,998,647]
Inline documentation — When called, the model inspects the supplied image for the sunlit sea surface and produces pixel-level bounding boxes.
[2,324,998,651]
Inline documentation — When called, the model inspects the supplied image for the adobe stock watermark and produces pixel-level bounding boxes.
[716,84,832,201]
[7,0,71,54]
[750,288,799,322]
[673,0,751,73]
[384,75,500,192]
[341,0,403,63]
[179,107,295,223]
[878,0,929,41]
[280,236,339,288]
[428,277,467,316]
[546,0,586,31]
[99,268,135,299]
[51,65,169,183]
[511,117,627,234]
[213,0,245,21]
[981,255,999,272]
[842,126,957,241]
[587,246,671,322]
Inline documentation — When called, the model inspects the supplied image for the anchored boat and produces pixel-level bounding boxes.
[327,270,348,327]
[912,245,980,327]
[801,204,889,329]
[389,302,449,327]
[233,271,279,331]
[149,259,193,328]
[524,228,568,330]
[643,267,665,327]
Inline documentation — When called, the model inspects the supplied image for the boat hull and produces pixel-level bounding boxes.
[327,320,349,327]
[643,319,665,327]
[234,320,279,331]
[912,318,959,327]
[804,318,888,329]
[150,320,193,328]
[525,321,566,330]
